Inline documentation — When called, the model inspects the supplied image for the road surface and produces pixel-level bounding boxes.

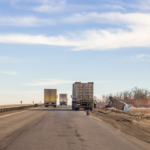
[0,106,149,150]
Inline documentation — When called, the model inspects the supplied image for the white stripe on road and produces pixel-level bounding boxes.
[0,107,39,119]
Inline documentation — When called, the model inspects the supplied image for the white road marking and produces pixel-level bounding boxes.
[0,107,40,119]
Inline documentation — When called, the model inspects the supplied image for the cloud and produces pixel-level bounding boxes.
[0,16,54,27]
[135,54,150,61]
[1,0,150,14]
[0,0,124,13]
[0,90,42,94]
[0,23,150,51]
[0,12,150,50]
[1,71,18,75]
[135,0,150,11]
[61,12,150,26]
[0,56,21,62]
[95,81,121,83]
[26,79,73,86]
[113,54,150,62]
[0,56,9,62]
[32,0,124,13]
[26,79,121,86]
[33,0,66,13]
[1,12,150,27]
[136,54,146,58]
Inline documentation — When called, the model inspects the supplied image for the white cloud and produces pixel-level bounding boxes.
[1,71,18,75]
[0,56,9,62]
[136,54,146,58]
[0,90,42,94]
[26,79,73,86]
[0,16,54,27]
[0,24,150,51]
[135,54,150,61]
[95,81,121,83]
[26,79,121,86]
[32,0,124,13]
[136,0,150,11]
[1,12,150,27]
[33,0,66,13]
[62,12,150,26]
[1,0,150,14]
[1,12,150,50]
[113,54,150,62]
[0,56,21,62]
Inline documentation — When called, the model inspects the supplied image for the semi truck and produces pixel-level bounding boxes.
[44,89,57,107]
[72,82,94,111]
[59,94,67,105]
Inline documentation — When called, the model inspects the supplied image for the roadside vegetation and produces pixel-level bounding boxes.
[101,87,150,108]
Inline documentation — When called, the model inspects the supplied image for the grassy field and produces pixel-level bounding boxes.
[0,104,43,109]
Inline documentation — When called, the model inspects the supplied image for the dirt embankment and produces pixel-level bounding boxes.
[91,108,150,144]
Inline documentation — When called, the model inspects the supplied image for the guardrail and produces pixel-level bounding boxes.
[0,104,44,113]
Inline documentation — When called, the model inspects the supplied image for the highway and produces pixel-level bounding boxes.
[0,106,149,150]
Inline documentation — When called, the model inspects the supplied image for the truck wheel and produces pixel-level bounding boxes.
[72,103,75,110]
[53,105,56,107]
[75,107,79,111]
[90,107,93,111]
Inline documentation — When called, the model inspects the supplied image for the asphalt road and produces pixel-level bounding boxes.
[0,106,149,150]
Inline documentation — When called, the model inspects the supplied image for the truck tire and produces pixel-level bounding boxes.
[53,105,56,107]
[72,103,75,110]
[75,107,79,111]
[90,107,93,111]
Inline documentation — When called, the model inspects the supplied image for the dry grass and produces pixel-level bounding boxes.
[0,104,42,109]
[129,108,150,115]
[123,99,150,108]
[91,108,150,144]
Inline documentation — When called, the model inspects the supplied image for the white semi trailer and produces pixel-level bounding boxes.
[59,94,67,105]
[72,82,94,111]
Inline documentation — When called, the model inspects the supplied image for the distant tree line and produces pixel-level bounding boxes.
[102,87,150,103]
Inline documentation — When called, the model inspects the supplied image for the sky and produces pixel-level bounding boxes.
[0,0,150,105]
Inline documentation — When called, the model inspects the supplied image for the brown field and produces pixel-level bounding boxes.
[91,107,150,144]
[0,104,43,109]
[129,107,150,115]
[0,104,36,109]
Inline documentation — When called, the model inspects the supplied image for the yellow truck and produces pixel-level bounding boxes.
[44,89,57,107]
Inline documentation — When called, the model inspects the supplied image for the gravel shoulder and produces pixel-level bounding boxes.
[90,108,150,144]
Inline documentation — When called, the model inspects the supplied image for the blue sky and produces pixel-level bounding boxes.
[0,0,150,105]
